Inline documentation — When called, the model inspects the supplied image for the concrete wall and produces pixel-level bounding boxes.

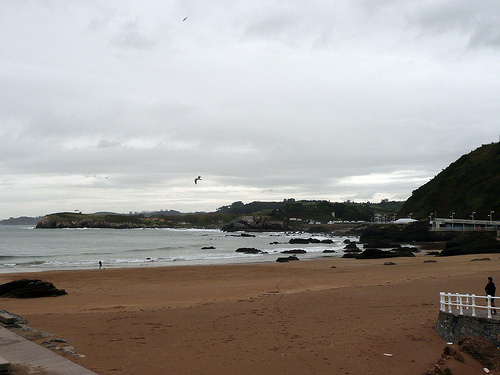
[436,311,500,346]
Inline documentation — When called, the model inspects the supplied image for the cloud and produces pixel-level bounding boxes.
[97,139,121,148]
[110,17,159,49]
[401,0,500,50]
[0,1,499,218]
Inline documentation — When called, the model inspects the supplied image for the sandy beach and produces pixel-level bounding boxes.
[1,252,500,375]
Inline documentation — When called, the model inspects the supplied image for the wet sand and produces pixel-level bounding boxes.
[1,253,499,374]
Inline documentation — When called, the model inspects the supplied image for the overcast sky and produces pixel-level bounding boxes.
[1,1,499,218]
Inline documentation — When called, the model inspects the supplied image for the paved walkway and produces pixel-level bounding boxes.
[444,307,500,320]
[0,327,98,375]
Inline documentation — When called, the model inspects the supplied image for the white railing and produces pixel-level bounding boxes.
[440,292,498,319]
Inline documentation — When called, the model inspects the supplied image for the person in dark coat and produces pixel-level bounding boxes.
[485,276,496,314]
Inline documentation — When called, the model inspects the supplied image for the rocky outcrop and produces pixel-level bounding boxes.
[425,340,500,375]
[0,280,67,298]
[359,221,456,243]
[458,337,500,370]
[361,239,401,249]
[276,256,299,263]
[36,214,145,229]
[343,242,361,252]
[289,238,333,244]
[439,232,500,256]
[281,249,307,254]
[235,248,264,254]
[342,248,416,259]
[221,216,286,232]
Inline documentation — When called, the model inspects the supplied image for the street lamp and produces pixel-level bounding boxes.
[451,212,455,220]
[490,211,495,222]
[471,212,476,221]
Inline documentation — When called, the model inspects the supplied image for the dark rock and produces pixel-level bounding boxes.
[281,249,307,254]
[221,216,286,232]
[323,250,336,253]
[458,336,500,370]
[330,265,337,268]
[235,248,263,254]
[439,232,500,257]
[344,239,351,244]
[49,338,69,343]
[398,246,420,253]
[443,344,465,363]
[0,279,67,298]
[362,239,401,249]
[201,246,216,250]
[424,260,437,263]
[344,242,359,249]
[344,248,361,253]
[343,242,361,252]
[289,238,320,244]
[384,262,396,265]
[359,221,456,243]
[426,251,441,256]
[471,257,491,261]
[341,253,357,258]
[0,310,28,324]
[354,248,416,259]
[276,256,299,263]
[240,233,256,237]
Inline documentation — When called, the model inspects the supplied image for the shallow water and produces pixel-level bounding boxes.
[0,225,357,273]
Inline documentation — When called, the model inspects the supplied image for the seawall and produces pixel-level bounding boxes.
[436,311,500,346]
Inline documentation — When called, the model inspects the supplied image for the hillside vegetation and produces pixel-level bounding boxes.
[35,200,403,230]
[398,142,500,220]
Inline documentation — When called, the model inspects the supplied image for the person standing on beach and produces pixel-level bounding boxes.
[99,261,102,269]
[485,276,496,314]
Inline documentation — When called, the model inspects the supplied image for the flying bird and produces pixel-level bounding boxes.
[183,17,188,21]
[194,176,202,184]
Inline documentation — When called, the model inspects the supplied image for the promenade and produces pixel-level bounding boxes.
[0,327,98,375]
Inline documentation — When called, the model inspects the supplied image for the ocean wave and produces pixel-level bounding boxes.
[126,246,180,253]
[81,252,114,256]
[0,255,48,260]
[61,227,101,231]
[0,256,18,260]
[0,260,46,267]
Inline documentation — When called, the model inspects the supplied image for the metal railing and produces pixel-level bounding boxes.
[440,292,498,319]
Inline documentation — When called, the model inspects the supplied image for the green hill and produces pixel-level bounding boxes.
[398,142,500,220]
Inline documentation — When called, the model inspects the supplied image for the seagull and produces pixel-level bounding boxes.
[183,17,188,21]
[194,176,202,184]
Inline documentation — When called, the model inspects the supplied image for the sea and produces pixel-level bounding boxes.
[0,225,358,274]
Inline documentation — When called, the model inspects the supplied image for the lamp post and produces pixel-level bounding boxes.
[490,211,495,222]
[451,212,455,220]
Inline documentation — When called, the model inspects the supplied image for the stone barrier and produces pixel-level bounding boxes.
[436,310,500,347]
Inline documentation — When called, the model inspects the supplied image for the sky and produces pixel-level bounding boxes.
[1,1,499,219]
